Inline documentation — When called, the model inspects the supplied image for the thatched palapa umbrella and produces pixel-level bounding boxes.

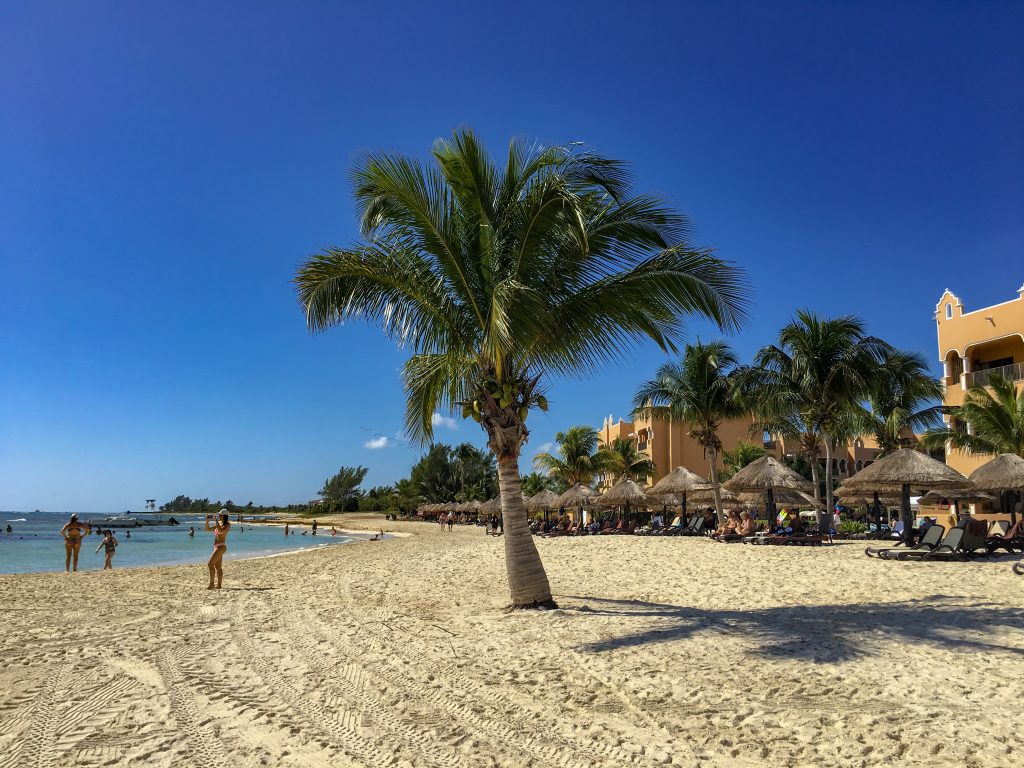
[480,496,501,516]
[836,448,970,544]
[967,453,1024,526]
[525,489,561,520]
[738,488,819,509]
[723,456,814,527]
[648,466,711,521]
[596,477,649,523]
[686,486,743,511]
[555,484,600,523]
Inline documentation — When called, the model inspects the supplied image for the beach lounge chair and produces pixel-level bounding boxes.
[884,528,962,561]
[865,523,945,558]
[986,521,1024,554]
[677,518,706,536]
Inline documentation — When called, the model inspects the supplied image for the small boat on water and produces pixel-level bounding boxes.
[87,514,180,528]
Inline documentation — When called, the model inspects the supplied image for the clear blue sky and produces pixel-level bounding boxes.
[2,1,1022,511]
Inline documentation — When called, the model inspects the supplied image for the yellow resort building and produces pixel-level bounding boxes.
[597,412,763,487]
[935,285,1024,476]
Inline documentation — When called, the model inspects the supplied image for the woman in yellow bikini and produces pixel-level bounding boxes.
[205,511,231,589]
[60,514,92,572]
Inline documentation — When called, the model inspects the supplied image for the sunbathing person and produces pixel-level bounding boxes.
[736,511,757,537]
[711,511,740,538]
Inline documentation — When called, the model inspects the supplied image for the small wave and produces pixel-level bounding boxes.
[6,518,27,522]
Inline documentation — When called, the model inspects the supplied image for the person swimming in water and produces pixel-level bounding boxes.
[205,510,231,590]
[188,526,195,537]
[60,514,92,572]
[95,529,118,570]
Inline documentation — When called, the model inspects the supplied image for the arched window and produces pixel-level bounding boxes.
[945,303,952,319]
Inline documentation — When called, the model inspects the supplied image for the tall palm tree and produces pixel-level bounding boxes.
[859,350,943,456]
[745,312,889,532]
[295,129,747,608]
[603,436,657,483]
[533,426,619,487]
[922,375,1024,457]
[632,341,745,521]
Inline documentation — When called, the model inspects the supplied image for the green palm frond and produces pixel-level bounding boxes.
[296,128,749,442]
[923,375,1024,457]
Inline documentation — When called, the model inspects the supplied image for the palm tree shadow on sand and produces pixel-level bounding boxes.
[559,594,1024,663]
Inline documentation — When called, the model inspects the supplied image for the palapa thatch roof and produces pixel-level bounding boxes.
[596,477,649,507]
[738,488,820,508]
[525,489,561,512]
[685,487,743,509]
[967,453,1024,492]
[556,483,600,508]
[480,496,501,515]
[722,456,814,494]
[835,493,902,506]
[919,488,995,505]
[836,448,969,494]
[648,466,711,496]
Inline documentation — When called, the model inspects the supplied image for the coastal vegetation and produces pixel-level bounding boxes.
[923,374,1024,458]
[319,465,369,511]
[295,129,748,608]
[632,340,745,522]
[532,426,617,488]
[742,312,890,531]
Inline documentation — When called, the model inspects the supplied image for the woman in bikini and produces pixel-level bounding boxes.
[95,529,118,570]
[60,514,92,572]
[205,511,231,589]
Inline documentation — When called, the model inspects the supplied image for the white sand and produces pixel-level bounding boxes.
[1,518,1022,767]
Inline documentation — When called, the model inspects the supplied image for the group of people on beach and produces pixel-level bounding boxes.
[58,510,231,587]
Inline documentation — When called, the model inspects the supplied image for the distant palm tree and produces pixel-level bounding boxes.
[295,129,748,608]
[520,471,561,497]
[745,312,889,531]
[603,436,657,483]
[922,375,1024,457]
[534,426,618,488]
[859,350,943,456]
[632,341,745,521]
[721,440,766,479]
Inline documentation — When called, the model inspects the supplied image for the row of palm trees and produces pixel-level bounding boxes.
[524,316,944,534]
[631,315,945,531]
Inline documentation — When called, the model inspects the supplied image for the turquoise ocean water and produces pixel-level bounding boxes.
[0,511,368,574]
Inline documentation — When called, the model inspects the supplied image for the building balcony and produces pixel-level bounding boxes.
[965,361,1024,388]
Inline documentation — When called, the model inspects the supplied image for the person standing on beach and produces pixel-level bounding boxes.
[312,519,318,536]
[446,511,454,532]
[205,510,231,590]
[95,530,118,570]
[284,523,289,537]
[60,514,92,572]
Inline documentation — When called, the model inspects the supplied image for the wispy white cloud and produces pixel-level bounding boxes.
[431,412,459,430]
[535,442,554,454]
[364,435,391,449]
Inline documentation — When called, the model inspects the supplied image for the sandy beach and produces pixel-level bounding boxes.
[1,517,1022,768]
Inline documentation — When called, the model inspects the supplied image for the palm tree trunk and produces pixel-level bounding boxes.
[708,446,725,523]
[821,430,834,535]
[497,454,556,609]
[810,456,821,507]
